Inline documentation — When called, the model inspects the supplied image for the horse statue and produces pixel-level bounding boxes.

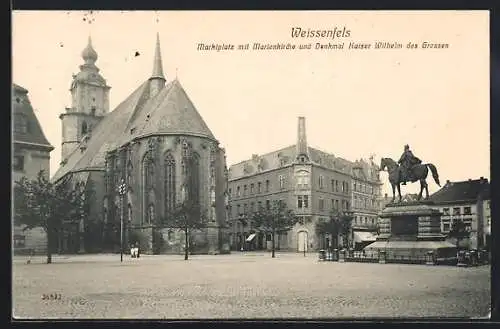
[379,157,441,203]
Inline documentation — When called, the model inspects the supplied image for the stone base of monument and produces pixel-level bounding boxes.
[364,201,457,265]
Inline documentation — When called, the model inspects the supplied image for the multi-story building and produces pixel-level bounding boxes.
[351,159,384,249]
[227,117,382,252]
[429,177,490,250]
[12,83,54,254]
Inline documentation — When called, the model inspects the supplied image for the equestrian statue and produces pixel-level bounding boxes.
[379,144,441,203]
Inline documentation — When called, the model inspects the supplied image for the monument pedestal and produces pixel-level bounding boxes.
[365,201,456,263]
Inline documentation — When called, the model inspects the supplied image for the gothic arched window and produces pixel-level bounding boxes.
[189,152,200,205]
[164,152,176,218]
[82,121,88,135]
[142,152,155,190]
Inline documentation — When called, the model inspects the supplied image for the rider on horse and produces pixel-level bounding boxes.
[398,144,422,185]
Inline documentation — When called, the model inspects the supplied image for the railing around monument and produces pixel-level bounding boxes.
[344,249,448,265]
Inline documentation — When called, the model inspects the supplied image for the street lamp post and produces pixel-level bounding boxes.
[117,178,127,263]
[239,214,245,252]
[303,236,306,257]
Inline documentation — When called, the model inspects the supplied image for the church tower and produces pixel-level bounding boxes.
[60,36,111,161]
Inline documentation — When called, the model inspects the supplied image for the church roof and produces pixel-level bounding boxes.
[12,83,53,150]
[53,78,217,183]
[53,34,218,183]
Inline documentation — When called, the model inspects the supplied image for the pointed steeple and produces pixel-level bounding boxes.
[82,35,98,65]
[151,32,165,80]
[149,33,166,97]
[296,116,310,162]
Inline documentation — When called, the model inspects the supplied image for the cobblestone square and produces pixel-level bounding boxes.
[12,252,490,319]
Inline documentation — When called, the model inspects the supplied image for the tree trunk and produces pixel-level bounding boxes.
[184,227,189,260]
[271,228,275,258]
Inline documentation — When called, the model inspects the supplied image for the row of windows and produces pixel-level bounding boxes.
[318,198,350,211]
[105,146,201,226]
[353,196,380,210]
[353,182,378,195]
[230,179,272,198]
[354,216,376,226]
[229,199,275,218]
[441,218,473,232]
[318,176,350,194]
[230,175,354,197]
[442,206,472,216]
[230,195,352,217]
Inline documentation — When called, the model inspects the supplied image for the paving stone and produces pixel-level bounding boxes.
[12,252,491,319]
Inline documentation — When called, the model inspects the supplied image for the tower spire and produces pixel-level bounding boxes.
[296,116,310,162]
[81,34,98,66]
[151,32,165,80]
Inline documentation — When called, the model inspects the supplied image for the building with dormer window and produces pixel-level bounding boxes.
[228,117,383,252]
[429,177,490,250]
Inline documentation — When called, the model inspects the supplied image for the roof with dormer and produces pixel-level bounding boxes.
[12,83,54,150]
[52,36,217,183]
[228,144,372,181]
[429,178,490,204]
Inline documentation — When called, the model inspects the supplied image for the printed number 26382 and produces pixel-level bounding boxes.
[41,293,61,300]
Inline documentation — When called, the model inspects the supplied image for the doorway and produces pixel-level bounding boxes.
[297,231,308,252]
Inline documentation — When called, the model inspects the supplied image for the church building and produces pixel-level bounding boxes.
[52,34,230,254]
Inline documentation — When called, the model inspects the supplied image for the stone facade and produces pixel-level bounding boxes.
[52,34,229,255]
[228,117,383,252]
[365,202,456,261]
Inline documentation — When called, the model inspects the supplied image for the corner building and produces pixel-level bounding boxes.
[52,34,229,254]
[228,117,382,252]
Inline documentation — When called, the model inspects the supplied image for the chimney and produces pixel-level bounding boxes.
[296,116,310,162]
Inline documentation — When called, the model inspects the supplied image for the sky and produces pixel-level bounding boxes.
[12,10,490,196]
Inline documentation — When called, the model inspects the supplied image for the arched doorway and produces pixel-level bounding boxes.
[297,231,308,252]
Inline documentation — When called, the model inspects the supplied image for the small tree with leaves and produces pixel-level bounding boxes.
[315,212,339,251]
[448,217,470,250]
[250,200,299,258]
[315,210,353,250]
[167,199,207,260]
[13,170,86,263]
[339,213,354,249]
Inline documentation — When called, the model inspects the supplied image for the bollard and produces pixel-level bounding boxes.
[339,249,346,262]
[318,249,326,261]
[378,250,386,264]
[470,250,478,266]
[425,250,436,265]
[457,250,467,267]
